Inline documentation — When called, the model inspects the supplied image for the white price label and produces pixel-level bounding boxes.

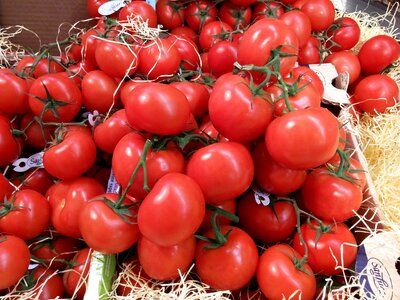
[251,185,270,206]
[12,152,44,172]
[98,0,126,16]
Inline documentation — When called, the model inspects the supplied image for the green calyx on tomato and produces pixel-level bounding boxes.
[0,194,24,218]
[325,148,365,183]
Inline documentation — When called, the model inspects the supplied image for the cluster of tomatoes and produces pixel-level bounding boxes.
[0,0,399,299]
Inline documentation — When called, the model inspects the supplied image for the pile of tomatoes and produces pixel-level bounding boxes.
[0,0,399,299]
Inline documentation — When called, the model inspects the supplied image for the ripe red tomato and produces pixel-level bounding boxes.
[238,191,297,243]
[0,71,30,115]
[300,0,335,32]
[138,173,205,246]
[125,82,191,135]
[118,0,157,27]
[197,198,237,234]
[20,113,55,149]
[301,168,362,222]
[257,244,316,300]
[265,107,339,170]
[208,40,238,77]
[15,56,64,78]
[43,129,97,180]
[186,142,254,204]
[293,220,358,275]
[47,176,105,238]
[298,35,321,64]
[0,174,13,201]
[184,0,218,32]
[10,169,53,195]
[279,10,311,48]
[138,235,196,280]
[0,235,30,290]
[218,2,252,30]
[353,74,399,115]
[28,73,82,122]
[170,26,199,47]
[87,0,108,18]
[0,116,23,166]
[79,193,140,254]
[28,267,65,299]
[199,20,233,51]
[324,51,361,84]
[291,66,324,99]
[327,17,361,51]
[120,80,143,107]
[327,155,367,191]
[166,35,200,71]
[195,225,259,291]
[358,35,400,74]
[80,28,106,67]
[252,2,284,21]
[156,0,185,30]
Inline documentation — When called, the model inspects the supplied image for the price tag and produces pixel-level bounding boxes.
[106,170,120,193]
[251,185,270,206]
[98,0,126,16]
[12,152,44,172]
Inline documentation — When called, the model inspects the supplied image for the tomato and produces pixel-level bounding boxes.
[30,236,82,271]
[198,116,229,142]
[15,56,64,78]
[0,174,13,201]
[265,107,339,170]
[138,235,196,280]
[257,244,316,300]
[297,35,321,64]
[199,21,233,51]
[47,176,105,238]
[218,2,252,30]
[93,109,132,154]
[327,155,367,191]
[252,141,306,195]
[300,0,335,32]
[170,26,199,47]
[291,66,324,99]
[43,129,97,180]
[279,10,311,48]
[80,28,106,67]
[95,39,139,78]
[79,193,140,254]
[125,82,191,135]
[87,0,108,18]
[198,198,237,234]
[20,113,55,149]
[324,51,361,84]
[166,35,200,71]
[184,0,218,32]
[195,225,259,291]
[0,235,30,290]
[301,168,362,222]
[358,35,400,75]
[266,76,321,116]
[0,116,23,166]
[28,73,82,122]
[353,74,399,115]
[138,173,205,246]
[156,0,185,30]
[120,80,143,107]
[116,256,151,296]
[170,81,210,119]
[0,71,30,115]
[28,267,65,299]
[293,220,358,276]
[138,38,181,80]
[63,248,92,299]
[186,142,254,204]
[238,191,296,243]
[327,17,361,51]
[208,74,273,142]
[252,2,284,21]
[208,40,238,77]
[0,189,50,240]
[112,133,185,200]
[237,18,299,79]
[118,0,157,27]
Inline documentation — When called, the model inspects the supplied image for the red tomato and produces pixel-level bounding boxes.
[252,141,306,195]
[265,107,339,170]
[199,21,233,51]
[218,2,252,30]
[87,0,108,18]
[138,38,181,80]
[195,225,259,290]
[30,236,82,271]
[156,0,185,30]
[79,193,140,254]
[138,173,205,246]
[200,52,211,73]
[170,26,199,47]
[208,40,238,77]
[298,35,321,64]
[0,116,23,166]
[324,51,361,84]
[327,155,367,191]
[358,35,400,75]
[28,267,65,299]
[28,73,82,122]
[125,82,191,135]
[300,0,335,32]
[166,35,200,71]
[279,10,311,48]
[0,235,30,290]
[20,113,55,149]
[252,2,284,21]
[15,56,64,78]
[43,129,97,180]
[0,71,30,115]
[353,74,399,115]
[209,74,273,142]
[112,133,185,200]
[120,80,143,107]
[10,169,53,195]
[63,248,92,299]
[184,0,218,32]
[80,28,106,67]
[138,235,196,280]
[293,220,358,276]
[0,189,50,240]
[257,244,316,300]
[301,168,362,222]
[0,174,13,201]
[291,66,324,99]
[93,109,132,154]
[197,198,237,234]
[186,142,254,204]
[47,176,105,238]
[95,39,139,78]
[327,17,361,51]
[118,0,157,27]
[238,191,297,243]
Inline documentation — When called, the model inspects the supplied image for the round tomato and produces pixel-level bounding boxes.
[80,28,105,67]
[298,35,321,64]
[0,174,13,201]
[291,66,324,99]
[118,0,157,27]
[15,56,64,78]
[27,267,65,299]
[156,0,185,30]
[218,2,252,30]
[0,71,30,115]
[257,244,316,300]
[138,173,205,246]
[199,20,233,51]
[120,80,143,107]
[327,17,361,51]
[166,35,200,71]
[87,0,108,18]
[0,235,30,290]
[252,2,284,21]
[170,26,199,46]
[195,225,259,291]
[279,10,311,48]
[0,116,23,166]
[327,155,367,191]
[208,40,238,77]
[197,198,237,234]
[20,113,55,149]
[186,141,254,204]
[324,51,361,84]
[300,0,335,32]
[184,0,217,32]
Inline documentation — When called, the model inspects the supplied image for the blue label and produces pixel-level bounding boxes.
[146,0,156,9]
